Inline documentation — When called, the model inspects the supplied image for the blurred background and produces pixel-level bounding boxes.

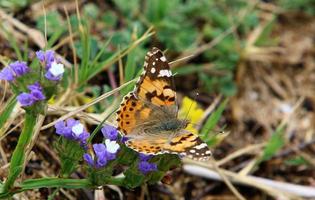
[0,0,315,199]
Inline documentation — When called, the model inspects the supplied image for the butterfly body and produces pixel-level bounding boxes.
[116,47,212,160]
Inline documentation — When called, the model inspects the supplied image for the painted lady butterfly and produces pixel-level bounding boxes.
[116,47,211,161]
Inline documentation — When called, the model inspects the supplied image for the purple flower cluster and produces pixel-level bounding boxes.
[138,153,157,174]
[17,82,45,107]
[84,125,120,168]
[0,61,29,82]
[36,50,64,81]
[101,125,118,141]
[55,119,90,145]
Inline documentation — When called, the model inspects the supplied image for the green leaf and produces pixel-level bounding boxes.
[3,113,37,192]
[153,154,181,172]
[123,168,145,188]
[0,0,28,10]
[55,139,85,177]
[285,156,309,166]
[200,98,228,140]
[36,11,65,36]
[83,3,100,19]
[0,95,17,133]
[260,125,285,162]
[102,12,118,27]
[147,171,165,184]
[116,146,138,165]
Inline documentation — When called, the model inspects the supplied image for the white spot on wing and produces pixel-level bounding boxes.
[158,69,172,77]
[151,68,156,73]
[206,150,212,155]
[195,143,208,150]
[190,149,196,153]
[152,62,156,66]
[160,56,166,62]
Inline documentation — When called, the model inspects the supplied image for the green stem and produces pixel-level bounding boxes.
[0,177,124,199]
[3,112,37,192]
[0,178,91,199]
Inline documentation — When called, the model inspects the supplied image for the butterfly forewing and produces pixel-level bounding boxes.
[136,47,177,108]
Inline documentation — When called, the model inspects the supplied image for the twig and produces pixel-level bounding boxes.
[0,8,72,68]
[40,79,135,130]
[208,157,246,200]
[216,143,265,166]
[183,162,307,199]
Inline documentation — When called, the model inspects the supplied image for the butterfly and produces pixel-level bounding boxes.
[116,47,211,161]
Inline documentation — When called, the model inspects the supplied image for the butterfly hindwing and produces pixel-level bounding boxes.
[126,132,211,161]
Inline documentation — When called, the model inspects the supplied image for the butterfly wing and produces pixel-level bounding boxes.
[125,131,212,161]
[136,47,177,110]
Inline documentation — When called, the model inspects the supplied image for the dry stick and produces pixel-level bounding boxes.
[238,97,305,177]
[0,104,22,139]
[216,143,266,166]
[168,54,195,67]
[52,34,77,51]
[183,163,311,199]
[170,0,259,71]
[208,157,246,200]
[64,6,78,86]
[0,9,72,68]
[24,115,45,158]
[171,26,236,69]
[40,79,135,130]
[0,119,24,142]
[0,141,8,163]
[47,105,104,125]
[0,81,8,107]
[118,48,124,87]
[41,0,47,47]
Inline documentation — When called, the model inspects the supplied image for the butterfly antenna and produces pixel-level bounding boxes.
[183,92,199,123]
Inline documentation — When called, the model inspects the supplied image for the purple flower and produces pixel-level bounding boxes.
[45,50,55,69]
[27,82,42,91]
[138,161,157,174]
[16,82,46,107]
[28,82,45,101]
[0,61,29,82]
[83,140,120,168]
[45,70,62,81]
[83,153,94,166]
[121,136,129,143]
[36,50,64,81]
[54,119,90,145]
[36,50,45,62]
[93,144,107,167]
[9,61,29,76]
[36,50,55,68]
[17,93,35,106]
[101,125,118,141]
[139,153,153,161]
[0,67,14,81]
[30,89,45,101]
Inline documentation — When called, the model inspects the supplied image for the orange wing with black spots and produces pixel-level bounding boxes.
[135,47,177,108]
[125,131,211,160]
[116,93,152,135]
